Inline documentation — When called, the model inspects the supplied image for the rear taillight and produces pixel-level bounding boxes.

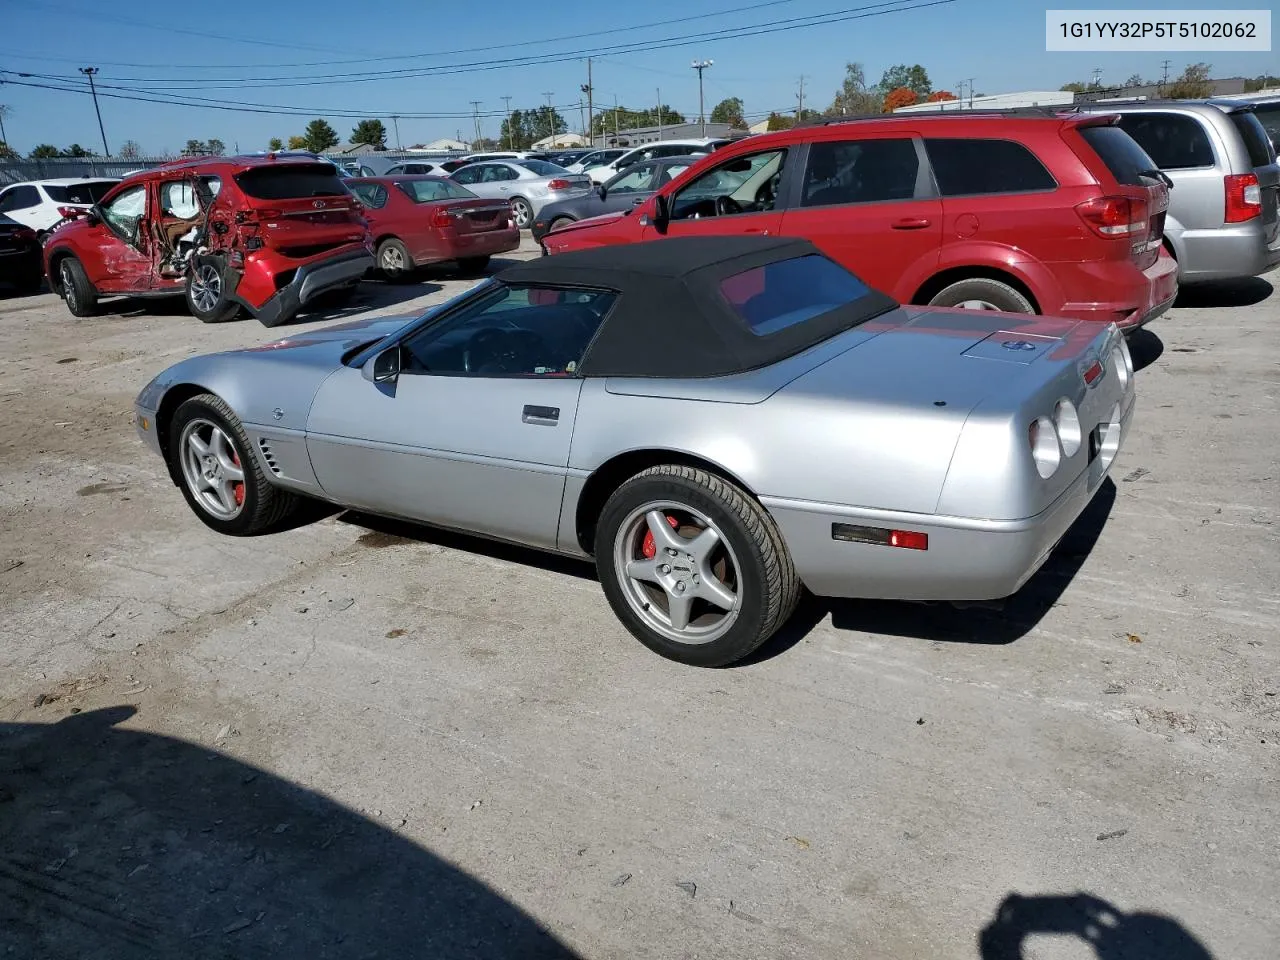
[431,207,453,228]
[1075,196,1149,237]
[56,206,83,220]
[546,178,572,191]
[1224,173,1261,223]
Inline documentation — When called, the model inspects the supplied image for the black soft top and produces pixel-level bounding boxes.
[496,236,898,379]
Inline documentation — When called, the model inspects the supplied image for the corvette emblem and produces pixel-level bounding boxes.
[1001,340,1037,351]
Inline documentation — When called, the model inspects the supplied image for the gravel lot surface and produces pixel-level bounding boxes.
[1,240,1276,959]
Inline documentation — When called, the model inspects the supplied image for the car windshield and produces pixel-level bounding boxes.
[518,160,568,177]
[234,164,348,199]
[44,181,117,204]
[718,254,873,336]
[399,179,478,202]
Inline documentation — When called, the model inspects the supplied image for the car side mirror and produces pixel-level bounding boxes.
[652,193,670,233]
[597,183,608,200]
[362,345,401,384]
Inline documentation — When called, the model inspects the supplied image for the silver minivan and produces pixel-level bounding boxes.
[1075,99,1280,282]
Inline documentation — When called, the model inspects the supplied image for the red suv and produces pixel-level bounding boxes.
[44,155,375,326]
[543,112,1178,330]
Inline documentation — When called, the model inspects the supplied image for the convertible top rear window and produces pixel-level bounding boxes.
[720,255,874,336]
[235,164,347,200]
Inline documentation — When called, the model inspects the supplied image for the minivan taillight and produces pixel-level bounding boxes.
[1224,173,1261,223]
[1075,196,1149,237]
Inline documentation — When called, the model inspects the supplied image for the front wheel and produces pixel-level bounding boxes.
[186,258,240,323]
[927,277,1035,314]
[595,465,801,667]
[56,256,98,317]
[547,216,575,234]
[169,393,299,536]
[377,238,415,282]
[509,197,533,229]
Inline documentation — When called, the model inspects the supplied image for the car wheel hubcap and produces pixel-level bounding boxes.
[190,265,222,313]
[613,502,741,645]
[381,246,405,272]
[179,418,246,520]
[60,263,76,308]
[956,298,1001,311]
[513,201,530,226]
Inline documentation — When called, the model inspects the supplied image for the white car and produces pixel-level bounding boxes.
[585,140,724,183]
[0,177,120,238]
[564,148,628,174]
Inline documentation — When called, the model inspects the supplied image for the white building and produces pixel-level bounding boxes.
[409,138,469,153]
[894,91,1074,113]
[532,132,589,148]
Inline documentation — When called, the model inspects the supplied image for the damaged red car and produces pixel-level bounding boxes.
[346,175,520,279]
[44,155,375,326]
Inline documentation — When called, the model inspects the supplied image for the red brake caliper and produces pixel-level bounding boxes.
[641,514,680,559]
[231,451,245,506]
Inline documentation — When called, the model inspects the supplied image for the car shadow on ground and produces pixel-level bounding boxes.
[0,706,581,959]
[1127,328,1164,371]
[1175,275,1273,309]
[284,281,444,327]
[979,892,1214,960]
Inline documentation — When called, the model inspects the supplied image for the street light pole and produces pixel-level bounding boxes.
[390,115,402,151]
[691,59,713,137]
[79,67,109,157]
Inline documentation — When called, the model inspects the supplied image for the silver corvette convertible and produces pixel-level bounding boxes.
[135,236,1135,666]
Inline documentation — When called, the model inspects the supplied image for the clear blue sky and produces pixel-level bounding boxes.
[0,0,1274,155]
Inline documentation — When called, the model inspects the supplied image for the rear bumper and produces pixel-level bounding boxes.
[1054,248,1179,329]
[230,247,374,327]
[428,227,520,264]
[1174,223,1280,282]
[763,396,1134,601]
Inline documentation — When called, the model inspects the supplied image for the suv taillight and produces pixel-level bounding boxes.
[431,207,454,228]
[1224,173,1261,223]
[1075,196,1149,237]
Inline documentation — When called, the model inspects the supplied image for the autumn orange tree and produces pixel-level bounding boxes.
[927,90,958,102]
[882,86,918,112]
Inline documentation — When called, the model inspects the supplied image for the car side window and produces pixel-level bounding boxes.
[1115,113,1214,169]
[609,163,656,192]
[802,139,920,207]
[923,138,1056,197]
[657,163,693,186]
[670,149,788,220]
[350,183,388,208]
[0,185,40,211]
[452,166,481,184]
[100,185,148,240]
[0,189,13,213]
[400,284,616,377]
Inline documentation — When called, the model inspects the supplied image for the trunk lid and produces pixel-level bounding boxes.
[1073,121,1170,270]
[435,197,514,234]
[232,162,367,253]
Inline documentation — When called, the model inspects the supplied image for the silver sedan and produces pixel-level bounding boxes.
[447,160,592,228]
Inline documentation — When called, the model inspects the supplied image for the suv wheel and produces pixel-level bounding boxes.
[186,258,240,323]
[56,256,98,317]
[928,277,1035,314]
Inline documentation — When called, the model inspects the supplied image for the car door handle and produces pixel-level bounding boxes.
[630,197,645,206]
[891,217,931,230]
[522,404,560,425]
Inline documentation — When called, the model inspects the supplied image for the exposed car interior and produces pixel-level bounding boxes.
[152,177,221,277]
[670,150,787,220]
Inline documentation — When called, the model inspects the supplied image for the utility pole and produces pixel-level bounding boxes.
[613,95,619,143]
[1091,66,1103,89]
[501,96,513,148]
[582,58,594,147]
[470,101,482,145]
[796,75,806,122]
[657,88,663,139]
[542,91,554,143]
[964,77,976,108]
[692,59,713,137]
[79,67,109,157]
[0,103,8,145]
[390,115,402,151]
[1159,59,1171,95]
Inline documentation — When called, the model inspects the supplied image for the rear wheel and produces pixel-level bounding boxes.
[186,257,240,323]
[927,277,1035,314]
[56,256,98,317]
[510,197,533,229]
[169,393,298,536]
[377,238,415,281]
[595,465,801,667]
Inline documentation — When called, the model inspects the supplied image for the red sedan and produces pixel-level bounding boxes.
[347,175,520,279]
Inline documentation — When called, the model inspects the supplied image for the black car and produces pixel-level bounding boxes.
[0,214,42,295]
[530,154,704,245]
[544,148,594,168]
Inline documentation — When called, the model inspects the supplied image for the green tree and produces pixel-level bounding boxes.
[29,144,60,158]
[0,140,18,160]
[302,118,339,153]
[590,105,684,138]
[287,135,307,150]
[351,119,387,149]
[826,62,881,116]
[62,144,92,158]
[470,137,499,151]
[710,97,745,127]
[765,112,795,131]
[1245,74,1280,93]
[1166,63,1213,98]
[268,137,284,152]
[205,138,225,156]
[1124,73,1145,87]
[1060,81,1087,93]
[877,64,932,99]
[118,140,142,159]
[182,139,207,156]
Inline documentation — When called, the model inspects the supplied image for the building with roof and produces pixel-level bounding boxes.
[532,132,589,149]
[894,91,1074,113]
[589,121,741,148]
[409,138,469,153]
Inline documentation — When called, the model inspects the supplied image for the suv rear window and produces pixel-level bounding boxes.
[1253,103,1280,148]
[718,254,872,336]
[44,181,117,204]
[234,164,347,200]
[1115,113,1213,169]
[924,138,1057,196]
[1228,110,1276,167]
[1078,125,1162,186]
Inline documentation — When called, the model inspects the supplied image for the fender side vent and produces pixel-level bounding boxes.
[258,438,281,475]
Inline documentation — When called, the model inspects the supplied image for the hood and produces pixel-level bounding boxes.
[242,313,416,351]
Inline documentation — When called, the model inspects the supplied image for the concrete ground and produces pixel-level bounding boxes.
[0,239,1276,959]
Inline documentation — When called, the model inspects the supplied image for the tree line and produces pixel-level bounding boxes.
[1062,63,1279,99]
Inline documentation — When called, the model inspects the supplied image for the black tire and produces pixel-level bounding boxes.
[186,256,240,323]
[168,393,299,536]
[547,216,576,234]
[376,238,415,282]
[509,197,533,229]
[927,277,1036,314]
[55,255,98,317]
[594,465,801,667]
[456,256,490,275]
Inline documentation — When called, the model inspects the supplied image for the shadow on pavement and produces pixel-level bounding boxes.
[287,281,442,326]
[979,892,1213,960]
[0,707,580,960]
[1126,328,1164,372]
[819,478,1117,647]
[1175,276,1273,309]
